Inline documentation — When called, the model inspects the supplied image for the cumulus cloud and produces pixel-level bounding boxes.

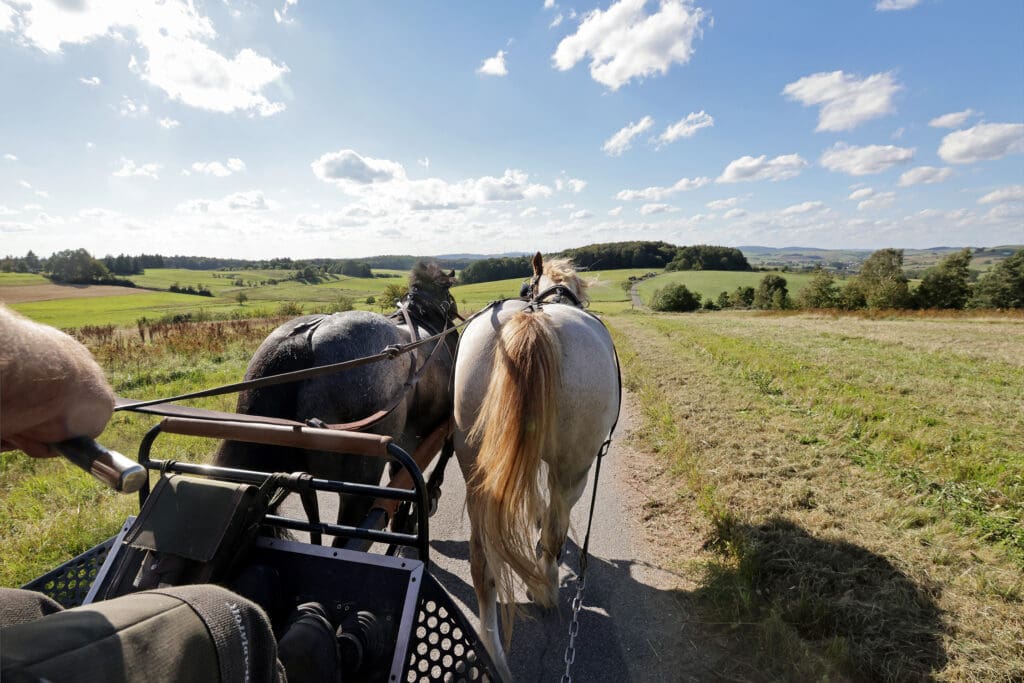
[3,154,17,162]
[978,185,1024,205]
[717,154,807,183]
[929,109,978,129]
[79,76,101,86]
[897,166,952,187]
[477,50,508,77]
[556,177,587,193]
[191,158,246,177]
[819,143,914,175]
[617,176,710,201]
[552,0,706,90]
[723,208,747,219]
[274,0,299,24]
[0,205,20,216]
[113,158,161,179]
[857,191,896,211]
[602,115,654,156]
[782,70,901,132]
[4,1,289,116]
[848,188,875,201]
[655,111,713,146]
[417,157,430,169]
[549,14,563,29]
[608,206,623,216]
[312,149,406,185]
[158,118,180,129]
[569,209,593,220]
[179,190,277,214]
[938,122,1024,164]
[119,96,149,117]
[639,203,678,215]
[876,0,921,10]
[706,197,738,210]
[780,201,825,215]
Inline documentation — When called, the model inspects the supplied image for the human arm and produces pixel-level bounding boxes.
[0,304,115,457]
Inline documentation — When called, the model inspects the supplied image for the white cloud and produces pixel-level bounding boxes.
[179,190,278,214]
[706,197,738,210]
[819,143,914,175]
[3,154,16,161]
[417,157,430,169]
[23,203,42,211]
[79,76,101,86]
[639,203,678,215]
[113,158,161,179]
[18,180,32,189]
[552,0,706,90]
[35,189,49,198]
[608,206,623,216]
[544,0,556,8]
[602,115,654,156]
[549,14,563,29]
[191,158,246,177]
[929,109,978,129]
[119,96,149,117]
[0,2,14,32]
[85,142,95,150]
[782,70,901,132]
[938,122,1024,164]
[312,149,406,186]
[717,154,807,183]
[897,166,952,187]
[780,201,825,215]
[556,177,587,193]
[978,185,1024,205]
[569,209,593,220]
[876,0,921,10]
[723,208,747,219]
[5,1,289,117]
[857,191,896,211]
[158,118,180,129]
[520,206,539,218]
[617,175,710,201]
[274,0,299,24]
[0,205,20,216]
[655,111,713,146]
[848,188,875,201]
[477,50,508,77]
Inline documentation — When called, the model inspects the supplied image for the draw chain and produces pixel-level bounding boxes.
[560,437,611,683]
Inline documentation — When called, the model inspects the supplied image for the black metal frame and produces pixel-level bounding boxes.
[136,422,432,563]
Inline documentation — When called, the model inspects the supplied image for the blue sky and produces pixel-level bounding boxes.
[1,0,1021,259]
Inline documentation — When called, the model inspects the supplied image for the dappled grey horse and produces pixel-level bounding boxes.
[215,261,458,530]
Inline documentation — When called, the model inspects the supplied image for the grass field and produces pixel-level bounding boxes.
[3,267,1022,679]
[611,310,1023,680]
[636,269,819,305]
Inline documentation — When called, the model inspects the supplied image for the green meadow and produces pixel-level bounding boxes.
[636,269,819,305]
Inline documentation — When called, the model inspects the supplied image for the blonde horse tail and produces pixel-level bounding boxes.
[468,308,562,628]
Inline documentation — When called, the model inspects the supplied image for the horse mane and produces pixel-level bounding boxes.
[409,260,454,297]
[542,258,589,304]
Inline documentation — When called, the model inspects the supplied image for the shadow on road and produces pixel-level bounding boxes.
[429,516,948,682]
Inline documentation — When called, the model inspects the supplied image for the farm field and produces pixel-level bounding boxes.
[636,269,819,305]
[611,310,1023,680]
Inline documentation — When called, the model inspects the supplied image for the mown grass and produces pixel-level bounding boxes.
[609,310,1023,680]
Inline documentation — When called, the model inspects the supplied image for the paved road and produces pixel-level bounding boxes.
[282,394,741,681]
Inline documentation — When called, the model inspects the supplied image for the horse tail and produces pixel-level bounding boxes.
[468,308,562,616]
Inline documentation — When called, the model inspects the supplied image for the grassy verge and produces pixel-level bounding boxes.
[609,310,1023,681]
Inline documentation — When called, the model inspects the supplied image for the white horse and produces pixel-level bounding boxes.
[453,252,620,679]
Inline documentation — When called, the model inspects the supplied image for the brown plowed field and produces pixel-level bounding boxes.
[0,284,150,304]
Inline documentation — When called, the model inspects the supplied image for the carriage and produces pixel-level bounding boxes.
[17,254,619,683]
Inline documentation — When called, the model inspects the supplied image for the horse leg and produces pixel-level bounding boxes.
[538,471,589,606]
[468,504,512,682]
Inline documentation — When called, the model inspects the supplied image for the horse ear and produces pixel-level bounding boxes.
[532,251,543,276]
[447,269,455,279]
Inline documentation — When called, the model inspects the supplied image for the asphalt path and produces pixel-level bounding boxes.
[282,394,741,681]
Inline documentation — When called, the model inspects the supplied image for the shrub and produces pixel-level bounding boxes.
[651,283,702,312]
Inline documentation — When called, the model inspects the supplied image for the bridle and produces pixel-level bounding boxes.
[521,274,584,308]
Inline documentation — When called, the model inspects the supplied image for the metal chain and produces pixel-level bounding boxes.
[560,562,587,682]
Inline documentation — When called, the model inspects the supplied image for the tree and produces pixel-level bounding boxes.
[754,274,790,309]
[852,248,911,309]
[46,249,110,283]
[798,268,839,308]
[716,291,732,309]
[729,286,755,309]
[972,248,1024,308]
[650,282,702,312]
[913,248,972,309]
[235,291,248,305]
[381,282,408,307]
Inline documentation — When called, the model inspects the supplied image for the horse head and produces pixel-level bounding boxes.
[525,251,589,306]
[408,261,460,329]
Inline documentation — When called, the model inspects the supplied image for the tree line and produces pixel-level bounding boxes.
[651,248,1024,312]
[459,241,751,284]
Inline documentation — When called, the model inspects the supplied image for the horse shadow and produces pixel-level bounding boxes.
[428,516,948,682]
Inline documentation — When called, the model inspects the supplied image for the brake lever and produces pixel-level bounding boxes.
[54,437,147,493]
